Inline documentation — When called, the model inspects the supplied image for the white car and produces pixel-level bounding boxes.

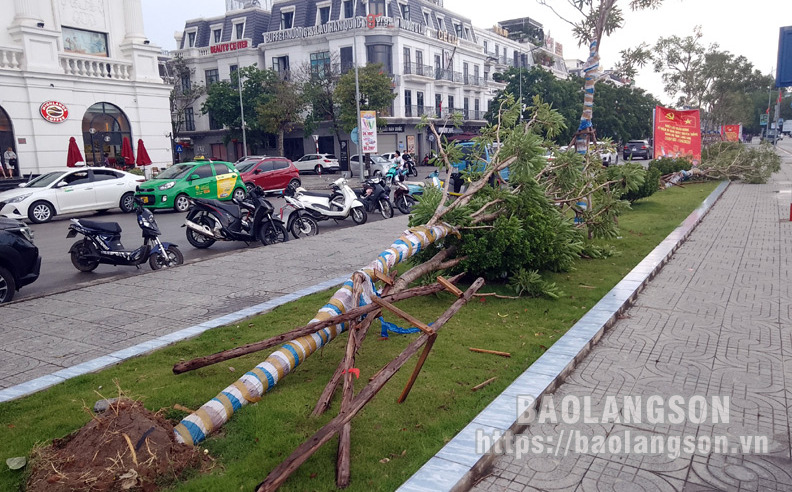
[0,168,145,223]
[293,153,340,174]
[349,154,391,177]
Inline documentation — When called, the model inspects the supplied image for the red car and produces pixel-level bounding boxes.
[234,156,301,194]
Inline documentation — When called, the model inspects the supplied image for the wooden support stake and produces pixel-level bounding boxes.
[397,333,437,404]
[469,347,511,358]
[336,274,363,488]
[472,377,497,392]
[373,269,394,285]
[437,275,464,298]
[172,277,462,374]
[255,278,485,492]
[371,296,434,335]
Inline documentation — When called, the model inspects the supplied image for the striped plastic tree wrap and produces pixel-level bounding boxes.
[578,39,600,133]
[174,222,458,446]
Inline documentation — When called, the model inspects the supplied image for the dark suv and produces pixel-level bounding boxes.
[623,140,653,160]
[0,217,41,303]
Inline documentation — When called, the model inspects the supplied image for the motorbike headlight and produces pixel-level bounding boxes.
[6,193,33,203]
[158,181,176,191]
[17,225,34,242]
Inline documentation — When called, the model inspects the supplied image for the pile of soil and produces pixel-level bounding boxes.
[27,399,205,491]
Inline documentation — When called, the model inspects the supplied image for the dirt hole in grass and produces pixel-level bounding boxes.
[27,398,207,491]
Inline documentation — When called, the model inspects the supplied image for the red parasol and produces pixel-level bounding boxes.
[66,136,84,167]
[121,136,134,167]
[136,139,152,167]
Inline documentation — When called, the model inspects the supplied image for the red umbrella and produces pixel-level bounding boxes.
[136,139,152,167]
[66,136,84,167]
[121,136,134,167]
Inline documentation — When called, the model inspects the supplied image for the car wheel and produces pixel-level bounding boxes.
[288,178,301,189]
[70,240,99,272]
[119,192,135,213]
[0,265,16,303]
[28,201,55,223]
[149,245,184,270]
[233,187,246,202]
[314,164,323,175]
[173,194,190,213]
[351,206,367,225]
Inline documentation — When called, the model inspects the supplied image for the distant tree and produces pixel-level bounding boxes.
[334,63,396,132]
[257,75,307,156]
[168,55,206,136]
[201,65,274,152]
[298,56,346,146]
[651,27,715,109]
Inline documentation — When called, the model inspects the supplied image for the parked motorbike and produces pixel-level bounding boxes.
[67,197,183,272]
[392,178,424,214]
[285,177,367,225]
[402,153,418,177]
[183,185,288,248]
[279,188,320,239]
[357,176,394,219]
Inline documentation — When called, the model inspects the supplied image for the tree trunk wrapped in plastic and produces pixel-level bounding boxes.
[174,223,457,446]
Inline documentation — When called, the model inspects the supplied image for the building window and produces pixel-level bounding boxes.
[423,11,430,26]
[454,23,462,38]
[435,94,442,114]
[234,23,244,40]
[209,112,222,130]
[185,107,195,131]
[463,62,469,84]
[273,55,290,79]
[416,50,423,69]
[343,0,354,18]
[230,64,238,75]
[281,10,294,29]
[404,90,412,116]
[317,4,331,25]
[403,47,411,73]
[436,16,443,30]
[340,46,353,73]
[399,3,409,19]
[464,27,470,40]
[474,98,480,117]
[370,0,385,16]
[180,73,191,92]
[417,91,424,108]
[187,31,196,47]
[213,29,222,44]
[310,51,331,78]
[495,44,499,56]
[448,95,454,111]
[463,97,469,118]
[367,44,392,73]
[483,40,488,53]
[205,69,219,86]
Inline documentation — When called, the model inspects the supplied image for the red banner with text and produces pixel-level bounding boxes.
[721,124,742,142]
[653,106,702,164]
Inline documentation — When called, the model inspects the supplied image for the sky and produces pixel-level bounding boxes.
[141,0,790,105]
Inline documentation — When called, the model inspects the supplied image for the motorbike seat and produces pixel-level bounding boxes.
[299,190,334,199]
[79,220,122,234]
[197,198,241,216]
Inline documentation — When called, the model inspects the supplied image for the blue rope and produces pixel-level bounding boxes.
[379,317,423,338]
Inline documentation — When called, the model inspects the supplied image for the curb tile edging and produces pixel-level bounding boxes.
[397,180,731,492]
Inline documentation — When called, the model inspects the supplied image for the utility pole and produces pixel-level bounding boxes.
[237,55,248,158]
[353,30,363,178]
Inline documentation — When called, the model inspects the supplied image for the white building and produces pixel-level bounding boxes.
[0,0,172,174]
[172,1,568,165]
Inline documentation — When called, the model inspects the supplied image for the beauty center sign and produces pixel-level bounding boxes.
[210,40,249,53]
[264,16,437,43]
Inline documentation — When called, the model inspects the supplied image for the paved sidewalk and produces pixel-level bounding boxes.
[464,142,792,490]
[0,214,410,400]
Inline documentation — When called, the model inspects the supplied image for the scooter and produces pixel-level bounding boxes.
[392,178,424,214]
[357,176,394,219]
[67,197,183,272]
[402,154,418,177]
[183,186,288,248]
[285,177,368,225]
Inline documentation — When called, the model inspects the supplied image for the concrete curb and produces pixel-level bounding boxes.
[396,180,731,492]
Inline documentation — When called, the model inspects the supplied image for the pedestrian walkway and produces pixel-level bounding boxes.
[0,214,410,400]
[447,142,792,490]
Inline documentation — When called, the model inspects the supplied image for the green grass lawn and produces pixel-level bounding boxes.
[0,182,719,491]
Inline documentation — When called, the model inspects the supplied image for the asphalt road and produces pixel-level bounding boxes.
[13,173,394,302]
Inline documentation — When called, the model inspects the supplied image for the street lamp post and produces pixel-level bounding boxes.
[237,56,248,158]
[353,29,364,178]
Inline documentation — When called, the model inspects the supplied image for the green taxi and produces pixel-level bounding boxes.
[135,159,247,212]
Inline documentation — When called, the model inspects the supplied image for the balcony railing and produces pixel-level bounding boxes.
[0,47,23,69]
[434,68,463,83]
[402,106,486,120]
[60,55,133,80]
[402,62,435,77]
[405,105,437,118]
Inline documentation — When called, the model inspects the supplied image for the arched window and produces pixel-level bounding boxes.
[82,102,132,166]
[0,106,17,176]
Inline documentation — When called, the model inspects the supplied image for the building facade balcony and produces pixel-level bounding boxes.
[402,62,435,80]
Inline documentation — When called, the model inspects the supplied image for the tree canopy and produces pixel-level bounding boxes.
[334,63,396,132]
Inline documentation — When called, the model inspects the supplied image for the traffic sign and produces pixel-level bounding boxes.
[175,144,183,153]
[760,114,769,126]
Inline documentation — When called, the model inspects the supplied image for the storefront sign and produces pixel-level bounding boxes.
[210,40,249,53]
[379,124,404,133]
[360,111,378,153]
[263,16,424,43]
[39,101,69,123]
